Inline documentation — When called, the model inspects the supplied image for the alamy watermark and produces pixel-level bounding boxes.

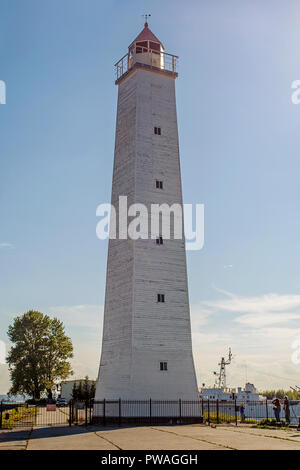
[291,339,300,365]
[291,80,300,104]
[0,80,6,104]
[96,196,204,251]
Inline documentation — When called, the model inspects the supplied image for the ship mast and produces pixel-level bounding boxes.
[213,348,232,389]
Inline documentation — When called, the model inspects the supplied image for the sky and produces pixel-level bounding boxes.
[1,0,300,394]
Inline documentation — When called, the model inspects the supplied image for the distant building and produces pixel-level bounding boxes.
[59,379,95,402]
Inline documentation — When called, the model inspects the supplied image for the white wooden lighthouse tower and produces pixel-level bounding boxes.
[95,22,199,402]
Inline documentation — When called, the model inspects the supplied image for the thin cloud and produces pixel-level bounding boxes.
[48,304,103,329]
[189,288,300,389]
[205,292,300,316]
[235,312,300,328]
[0,243,14,249]
[211,284,236,298]
[190,306,215,329]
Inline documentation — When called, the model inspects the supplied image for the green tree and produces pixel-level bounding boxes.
[77,381,84,400]
[83,376,90,400]
[71,382,78,400]
[90,381,96,400]
[7,310,73,399]
[71,377,96,401]
[262,389,299,400]
[83,375,96,400]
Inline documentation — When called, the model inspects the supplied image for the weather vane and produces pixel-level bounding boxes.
[142,14,151,25]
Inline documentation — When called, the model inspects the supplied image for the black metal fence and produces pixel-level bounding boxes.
[0,401,70,429]
[202,399,264,425]
[1,399,299,429]
[92,399,203,426]
[91,399,300,426]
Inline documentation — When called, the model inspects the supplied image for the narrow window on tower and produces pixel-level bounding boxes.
[156,180,163,189]
[160,362,168,371]
[154,127,161,135]
[156,236,163,245]
[157,293,165,303]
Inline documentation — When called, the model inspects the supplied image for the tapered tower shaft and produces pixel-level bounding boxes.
[96,23,199,401]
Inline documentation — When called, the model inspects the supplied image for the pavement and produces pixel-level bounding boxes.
[1,423,300,450]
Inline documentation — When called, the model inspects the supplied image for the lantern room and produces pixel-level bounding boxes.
[128,22,164,69]
[115,22,178,83]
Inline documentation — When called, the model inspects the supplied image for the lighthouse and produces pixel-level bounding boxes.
[95,22,199,403]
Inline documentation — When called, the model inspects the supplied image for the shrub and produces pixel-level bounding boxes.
[1,406,36,429]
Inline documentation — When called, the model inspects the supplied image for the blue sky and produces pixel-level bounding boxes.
[1,0,300,393]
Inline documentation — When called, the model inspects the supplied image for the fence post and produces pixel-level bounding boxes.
[216,399,219,424]
[69,400,72,426]
[179,399,182,424]
[201,398,204,418]
[103,399,106,426]
[85,400,88,427]
[234,399,237,426]
[149,399,152,426]
[89,399,92,425]
[266,399,268,420]
[0,401,3,429]
[119,398,122,427]
[207,399,210,424]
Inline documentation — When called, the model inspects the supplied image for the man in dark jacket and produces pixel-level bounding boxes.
[272,398,281,422]
[283,396,290,425]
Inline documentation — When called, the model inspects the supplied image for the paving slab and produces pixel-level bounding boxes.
[0,428,31,450]
[152,425,300,450]
[2,423,300,450]
[96,426,223,450]
[27,426,117,450]
[220,425,300,442]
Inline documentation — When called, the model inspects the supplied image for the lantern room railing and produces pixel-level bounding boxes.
[115,46,178,81]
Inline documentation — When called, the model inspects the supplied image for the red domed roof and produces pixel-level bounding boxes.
[131,23,163,47]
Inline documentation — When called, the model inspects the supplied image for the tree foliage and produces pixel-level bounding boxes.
[262,389,300,400]
[71,376,96,401]
[7,310,73,399]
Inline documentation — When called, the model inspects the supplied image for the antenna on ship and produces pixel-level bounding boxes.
[213,348,233,389]
[290,386,300,397]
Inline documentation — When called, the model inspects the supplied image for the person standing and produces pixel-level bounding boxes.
[239,403,245,422]
[283,396,290,425]
[272,398,281,423]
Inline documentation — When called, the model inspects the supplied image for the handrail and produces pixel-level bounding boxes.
[114,47,179,81]
[114,52,129,68]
